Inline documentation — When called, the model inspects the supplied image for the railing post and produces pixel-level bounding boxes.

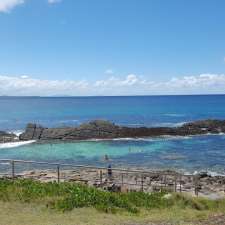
[100,170,103,185]
[160,174,163,192]
[141,174,144,192]
[179,175,182,193]
[11,160,15,179]
[174,175,177,192]
[57,165,60,183]
[194,175,199,196]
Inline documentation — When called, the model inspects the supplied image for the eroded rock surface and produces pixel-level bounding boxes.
[19,119,225,141]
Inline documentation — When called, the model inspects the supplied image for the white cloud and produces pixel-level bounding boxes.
[0,73,225,96]
[0,0,62,13]
[48,0,61,4]
[0,0,24,12]
[20,75,29,79]
[105,69,114,74]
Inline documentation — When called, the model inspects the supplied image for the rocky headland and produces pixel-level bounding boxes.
[18,119,225,141]
[1,119,225,143]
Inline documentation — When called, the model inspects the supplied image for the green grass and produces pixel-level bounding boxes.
[0,178,169,213]
[0,178,225,224]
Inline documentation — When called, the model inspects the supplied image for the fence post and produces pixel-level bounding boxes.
[57,165,60,183]
[100,170,103,185]
[179,175,182,193]
[141,174,144,192]
[11,160,15,179]
[121,173,124,186]
[194,175,199,196]
[174,175,177,192]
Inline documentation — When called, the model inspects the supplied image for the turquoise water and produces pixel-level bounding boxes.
[1,135,225,174]
[1,95,225,173]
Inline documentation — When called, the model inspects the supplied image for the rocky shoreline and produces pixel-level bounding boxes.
[1,167,224,199]
[16,119,225,141]
[1,119,225,143]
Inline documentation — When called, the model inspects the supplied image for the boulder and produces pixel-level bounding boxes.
[19,123,44,141]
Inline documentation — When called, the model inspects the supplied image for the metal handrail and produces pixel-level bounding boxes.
[0,159,180,175]
[0,158,195,194]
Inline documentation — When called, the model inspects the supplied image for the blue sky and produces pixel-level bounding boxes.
[0,0,225,96]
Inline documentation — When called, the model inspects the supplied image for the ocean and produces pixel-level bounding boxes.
[1,95,225,174]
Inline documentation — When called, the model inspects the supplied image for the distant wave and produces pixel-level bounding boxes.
[152,121,187,127]
[0,119,10,122]
[164,113,186,117]
[159,135,192,140]
[0,140,36,149]
[82,135,192,142]
[59,119,80,123]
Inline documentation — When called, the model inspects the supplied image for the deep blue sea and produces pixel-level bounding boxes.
[1,95,225,174]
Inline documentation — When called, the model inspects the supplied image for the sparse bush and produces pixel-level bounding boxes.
[0,178,224,214]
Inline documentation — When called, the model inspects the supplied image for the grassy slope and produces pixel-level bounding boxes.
[0,179,225,225]
[0,201,215,225]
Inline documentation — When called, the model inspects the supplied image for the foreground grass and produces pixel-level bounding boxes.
[0,201,222,225]
[0,178,225,225]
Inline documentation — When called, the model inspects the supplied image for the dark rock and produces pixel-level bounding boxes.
[0,131,17,143]
[19,119,225,141]
[198,172,211,179]
[19,123,44,140]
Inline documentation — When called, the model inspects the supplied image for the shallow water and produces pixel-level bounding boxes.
[0,134,225,174]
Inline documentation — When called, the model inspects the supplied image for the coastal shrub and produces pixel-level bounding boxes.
[0,178,224,214]
[0,178,168,213]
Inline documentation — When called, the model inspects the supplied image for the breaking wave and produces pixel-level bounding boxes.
[0,140,36,149]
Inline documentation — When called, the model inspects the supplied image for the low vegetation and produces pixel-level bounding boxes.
[0,178,225,224]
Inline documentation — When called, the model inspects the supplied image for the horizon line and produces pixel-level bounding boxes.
[1,93,225,98]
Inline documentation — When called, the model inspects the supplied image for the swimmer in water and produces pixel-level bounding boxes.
[104,154,109,161]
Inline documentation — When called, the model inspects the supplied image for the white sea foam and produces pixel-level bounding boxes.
[183,170,225,177]
[0,140,36,149]
[83,135,192,142]
[159,135,192,140]
[11,130,24,137]
[152,121,187,127]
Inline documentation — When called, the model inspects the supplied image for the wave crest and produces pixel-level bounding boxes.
[0,140,36,149]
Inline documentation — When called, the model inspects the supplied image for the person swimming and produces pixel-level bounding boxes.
[104,154,109,161]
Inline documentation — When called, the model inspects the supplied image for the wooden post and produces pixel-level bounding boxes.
[179,175,182,193]
[100,170,103,185]
[174,175,177,192]
[141,174,144,192]
[57,165,60,183]
[194,175,199,196]
[121,173,124,186]
[160,175,163,192]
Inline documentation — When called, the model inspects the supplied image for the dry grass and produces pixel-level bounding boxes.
[0,201,218,225]
[0,201,130,225]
